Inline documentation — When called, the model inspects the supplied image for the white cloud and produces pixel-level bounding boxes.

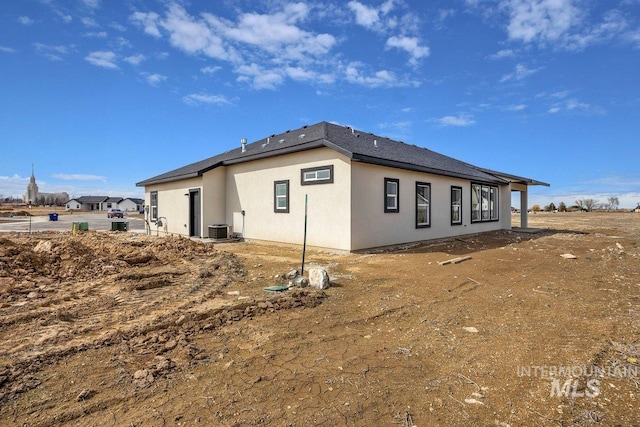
[85,51,118,69]
[131,3,341,89]
[124,54,146,66]
[0,174,28,198]
[432,114,476,127]
[385,35,429,65]
[81,17,99,27]
[348,0,400,32]
[79,0,101,9]
[489,48,516,59]
[201,66,221,74]
[182,93,230,106]
[84,31,107,38]
[51,173,106,181]
[344,62,398,88]
[499,0,636,51]
[500,63,540,82]
[141,72,167,86]
[235,63,285,90]
[34,43,72,61]
[507,104,527,111]
[547,97,604,115]
[130,11,162,38]
[0,46,18,54]
[205,4,336,61]
[505,0,582,44]
[18,16,34,25]
[348,1,382,28]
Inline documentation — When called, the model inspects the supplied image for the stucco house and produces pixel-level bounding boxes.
[65,196,144,212]
[136,121,548,251]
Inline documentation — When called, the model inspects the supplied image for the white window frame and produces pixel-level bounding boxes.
[274,180,289,213]
[150,191,158,220]
[451,186,462,225]
[416,182,431,228]
[301,165,334,185]
[384,178,399,213]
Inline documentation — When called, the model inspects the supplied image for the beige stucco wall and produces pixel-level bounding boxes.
[350,162,510,250]
[201,167,226,230]
[144,177,202,237]
[142,149,519,250]
[223,147,352,251]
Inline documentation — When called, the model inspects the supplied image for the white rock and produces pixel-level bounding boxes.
[308,267,330,289]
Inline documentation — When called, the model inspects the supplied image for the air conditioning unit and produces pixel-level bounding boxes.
[208,224,228,239]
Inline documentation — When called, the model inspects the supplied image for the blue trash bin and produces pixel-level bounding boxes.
[48,213,58,221]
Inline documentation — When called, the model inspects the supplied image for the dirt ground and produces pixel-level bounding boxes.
[0,212,638,426]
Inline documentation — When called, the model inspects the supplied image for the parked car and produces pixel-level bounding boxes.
[107,208,124,218]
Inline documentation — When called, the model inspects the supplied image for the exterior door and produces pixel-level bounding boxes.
[189,189,201,237]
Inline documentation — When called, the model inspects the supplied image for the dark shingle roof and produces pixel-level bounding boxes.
[77,196,109,203]
[137,121,546,187]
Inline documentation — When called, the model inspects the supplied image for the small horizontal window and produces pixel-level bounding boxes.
[301,165,334,185]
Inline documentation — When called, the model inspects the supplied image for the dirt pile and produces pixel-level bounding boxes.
[0,231,324,417]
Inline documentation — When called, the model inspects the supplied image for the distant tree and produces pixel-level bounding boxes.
[607,196,619,211]
[583,198,599,212]
[545,202,556,212]
[575,198,599,212]
[531,204,542,212]
[558,201,567,212]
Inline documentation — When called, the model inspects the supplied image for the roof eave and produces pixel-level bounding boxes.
[352,154,508,184]
[478,168,550,187]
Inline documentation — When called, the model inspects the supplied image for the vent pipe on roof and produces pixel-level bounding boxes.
[374,139,377,147]
[241,138,247,153]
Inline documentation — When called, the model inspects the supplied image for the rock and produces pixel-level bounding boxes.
[292,276,309,288]
[27,291,38,299]
[133,369,148,379]
[560,253,577,259]
[164,339,177,351]
[308,267,330,289]
[175,315,187,325]
[33,240,52,253]
[463,326,479,333]
[76,388,95,401]
[284,269,299,280]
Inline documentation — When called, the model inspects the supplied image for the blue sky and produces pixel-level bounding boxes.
[1,0,639,208]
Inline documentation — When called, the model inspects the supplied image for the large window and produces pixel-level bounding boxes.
[471,183,499,222]
[416,182,431,228]
[150,191,158,220]
[301,165,333,185]
[274,180,289,213]
[384,178,399,213]
[451,186,462,225]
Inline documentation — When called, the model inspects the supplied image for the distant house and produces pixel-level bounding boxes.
[66,196,109,211]
[119,198,145,212]
[136,121,549,251]
[65,196,144,212]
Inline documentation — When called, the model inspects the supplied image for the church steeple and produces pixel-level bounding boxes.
[30,163,36,184]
